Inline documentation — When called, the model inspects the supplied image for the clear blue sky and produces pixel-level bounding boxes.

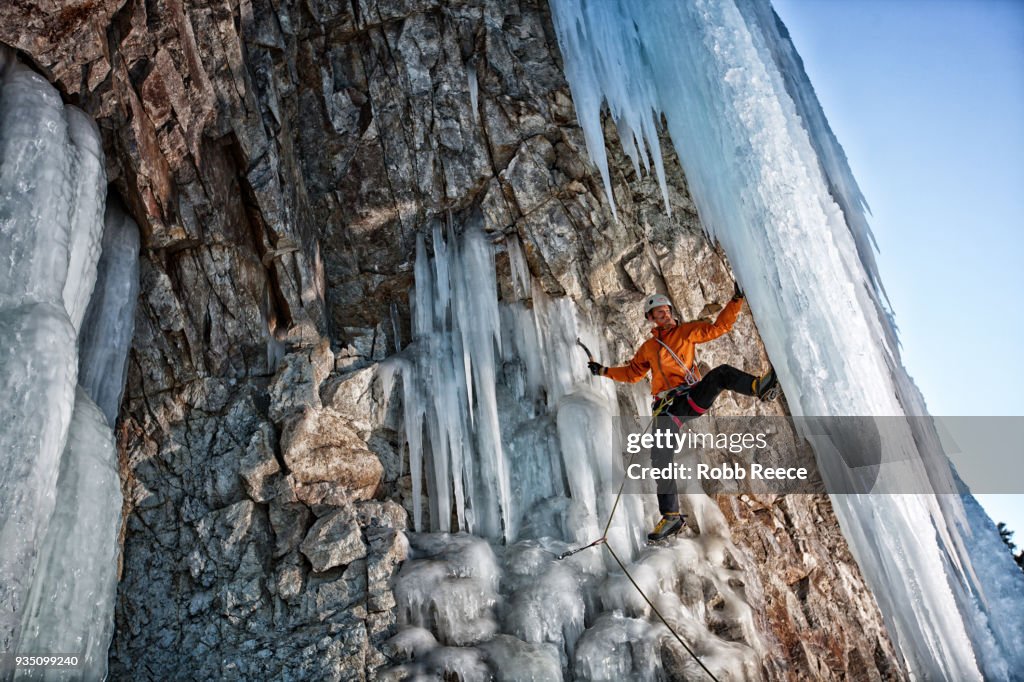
[771,0,1024,538]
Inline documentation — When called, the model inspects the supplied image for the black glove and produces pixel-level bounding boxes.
[732,281,745,301]
[588,361,606,376]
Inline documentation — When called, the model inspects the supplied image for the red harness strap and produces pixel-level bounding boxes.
[686,396,707,415]
[667,397,706,429]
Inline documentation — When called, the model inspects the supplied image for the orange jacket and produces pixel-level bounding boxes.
[606,298,743,396]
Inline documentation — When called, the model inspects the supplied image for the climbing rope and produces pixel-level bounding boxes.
[561,340,722,682]
[601,412,653,539]
[557,431,721,681]
[604,542,721,682]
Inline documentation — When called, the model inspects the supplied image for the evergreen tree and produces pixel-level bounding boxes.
[997,521,1024,574]
[998,522,1016,550]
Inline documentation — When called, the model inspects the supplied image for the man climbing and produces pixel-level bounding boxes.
[588,284,780,542]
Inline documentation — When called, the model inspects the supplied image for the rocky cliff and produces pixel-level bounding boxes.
[2,0,905,678]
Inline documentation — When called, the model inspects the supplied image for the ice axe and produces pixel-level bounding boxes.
[575,337,595,362]
[578,337,608,377]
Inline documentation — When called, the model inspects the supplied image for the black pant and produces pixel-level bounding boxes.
[651,364,757,515]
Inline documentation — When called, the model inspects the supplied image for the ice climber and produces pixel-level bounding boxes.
[588,285,780,542]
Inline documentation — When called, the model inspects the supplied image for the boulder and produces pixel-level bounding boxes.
[281,407,383,500]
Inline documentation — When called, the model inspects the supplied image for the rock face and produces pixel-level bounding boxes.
[3,0,903,679]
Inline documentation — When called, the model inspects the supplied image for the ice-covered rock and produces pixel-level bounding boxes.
[16,388,121,679]
[573,613,664,681]
[383,626,438,661]
[479,635,563,682]
[395,534,502,647]
[505,561,585,667]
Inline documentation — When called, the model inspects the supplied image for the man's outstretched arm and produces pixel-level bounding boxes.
[686,295,744,344]
[595,347,651,383]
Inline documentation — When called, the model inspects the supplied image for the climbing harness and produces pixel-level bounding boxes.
[653,384,707,432]
[652,385,686,416]
[561,339,723,682]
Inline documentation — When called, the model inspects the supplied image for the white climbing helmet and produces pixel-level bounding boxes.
[643,293,673,317]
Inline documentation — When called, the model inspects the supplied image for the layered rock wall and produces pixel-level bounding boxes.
[3,0,904,678]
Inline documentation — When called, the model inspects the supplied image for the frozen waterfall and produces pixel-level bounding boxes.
[0,50,139,677]
[549,0,1023,678]
[380,222,769,680]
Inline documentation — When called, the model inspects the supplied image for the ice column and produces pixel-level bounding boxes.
[62,109,107,333]
[0,303,77,654]
[0,62,75,308]
[0,57,92,653]
[0,51,130,673]
[381,218,512,541]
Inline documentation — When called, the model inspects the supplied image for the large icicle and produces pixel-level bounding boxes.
[79,201,141,426]
[0,57,85,653]
[733,0,890,315]
[454,226,512,540]
[382,219,514,541]
[549,0,1021,677]
[0,51,129,669]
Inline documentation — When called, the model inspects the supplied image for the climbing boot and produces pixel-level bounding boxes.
[753,368,780,402]
[647,513,684,543]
